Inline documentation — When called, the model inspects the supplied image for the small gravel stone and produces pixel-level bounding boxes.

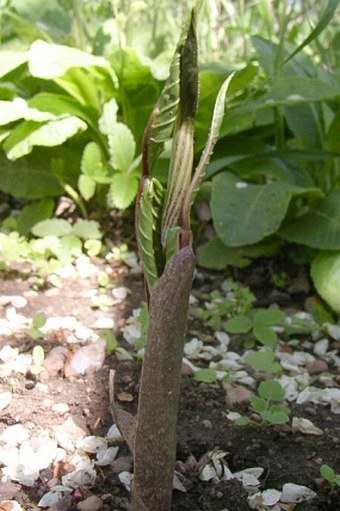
[0,392,12,411]
[76,495,103,511]
[91,317,115,329]
[52,403,70,414]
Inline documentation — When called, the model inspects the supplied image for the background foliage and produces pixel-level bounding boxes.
[0,0,340,310]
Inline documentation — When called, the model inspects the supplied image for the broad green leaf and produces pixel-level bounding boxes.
[224,315,252,334]
[81,142,103,177]
[284,103,322,149]
[99,98,119,135]
[58,235,83,261]
[261,410,289,424]
[193,368,217,384]
[3,117,87,160]
[78,175,96,201]
[72,219,102,240]
[198,236,280,270]
[253,309,285,326]
[28,93,97,128]
[0,98,56,125]
[0,158,63,199]
[258,380,285,401]
[108,173,139,210]
[250,396,267,412]
[263,76,339,106]
[17,198,54,236]
[84,239,102,257]
[0,50,28,78]
[32,219,72,237]
[28,40,110,79]
[253,325,278,347]
[246,351,281,374]
[311,251,340,313]
[100,329,118,354]
[211,172,320,247]
[235,416,251,426]
[108,123,136,172]
[279,191,340,249]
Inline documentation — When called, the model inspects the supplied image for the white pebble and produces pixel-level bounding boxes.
[52,403,70,414]
[0,391,12,411]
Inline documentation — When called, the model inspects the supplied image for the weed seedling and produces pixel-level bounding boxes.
[236,379,290,426]
[320,464,340,489]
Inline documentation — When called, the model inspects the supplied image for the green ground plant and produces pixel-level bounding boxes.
[1,1,340,314]
[236,379,291,427]
[320,464,340,489]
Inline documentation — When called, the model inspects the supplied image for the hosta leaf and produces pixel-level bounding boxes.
[279,191,340,249]
[32,219,72,237]
[108,172,139,210]
[311,251,340,313]
[0,98,57,125]
[3,117,87,160]
[28,93,96,127]
[0,50,28,78]
[0,157,63,199]
[17,198,54,236]
[28,39,110,79]
[211,172,321,247]
[108,123,136,172]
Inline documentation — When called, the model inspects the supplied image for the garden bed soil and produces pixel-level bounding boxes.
[0,254,339,511]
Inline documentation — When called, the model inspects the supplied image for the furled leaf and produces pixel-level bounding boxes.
[161,10,199,246]
[182,73,235,229]
[136,178,165,291]
[108,123,136,172]
[3,117,87,160]
[108,173,139,210]
[28,39,110,79]
[211,172,321,247]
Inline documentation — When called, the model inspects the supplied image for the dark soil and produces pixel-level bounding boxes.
[0,254,340,511]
